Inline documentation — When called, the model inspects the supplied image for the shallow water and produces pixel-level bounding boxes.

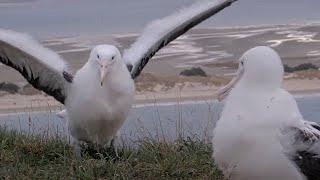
[0,96,320,145]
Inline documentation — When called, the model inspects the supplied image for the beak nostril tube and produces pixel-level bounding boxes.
[100,60,109,86]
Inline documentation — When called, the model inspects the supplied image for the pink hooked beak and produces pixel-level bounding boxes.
[217,67,244,101]
[100,60,109,86]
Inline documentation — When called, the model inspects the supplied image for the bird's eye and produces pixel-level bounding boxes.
[97,54,100,59]
[241,61,244,66]
[111,56,115,60]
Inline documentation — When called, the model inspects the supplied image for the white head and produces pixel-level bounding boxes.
[218,46,284,101]
[89,45,122,86]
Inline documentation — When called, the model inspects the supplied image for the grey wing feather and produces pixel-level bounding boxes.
[123,0,238,79]
[0,29,72,104]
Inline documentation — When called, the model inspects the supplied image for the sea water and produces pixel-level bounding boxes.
[0,96,319,145]
[0,0,319,38]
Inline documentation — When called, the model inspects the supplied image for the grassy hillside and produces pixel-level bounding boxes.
[0,129,222,179]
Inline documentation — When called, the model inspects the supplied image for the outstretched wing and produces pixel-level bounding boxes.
[123,0,237,79]
[288,121,320,179]
[0,29,73,104]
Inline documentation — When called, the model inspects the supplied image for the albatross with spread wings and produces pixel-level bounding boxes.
[0,0,237,155]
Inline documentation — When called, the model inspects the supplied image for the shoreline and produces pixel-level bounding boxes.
[1,87,320,115]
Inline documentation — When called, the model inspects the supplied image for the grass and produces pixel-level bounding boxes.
[135,73,229,92]
[0,129,222,179]
[284,63,319,73]
[179,67,207,77]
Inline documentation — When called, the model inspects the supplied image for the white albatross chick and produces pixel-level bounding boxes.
[212,46,320,180]
[0,0,238,156]
[66,45,134,150]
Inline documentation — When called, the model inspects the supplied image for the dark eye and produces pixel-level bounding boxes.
[241,61,244,66]
[97,54,100,59]
[112,56,115,60]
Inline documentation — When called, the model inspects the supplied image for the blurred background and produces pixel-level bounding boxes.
[0,0,320,112]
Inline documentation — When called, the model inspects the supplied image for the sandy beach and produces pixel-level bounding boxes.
[1,74,320,114]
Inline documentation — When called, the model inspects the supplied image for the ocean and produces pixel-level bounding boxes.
[0,0,319,38]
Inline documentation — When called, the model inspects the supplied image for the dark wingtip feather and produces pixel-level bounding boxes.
[293,151,320,180]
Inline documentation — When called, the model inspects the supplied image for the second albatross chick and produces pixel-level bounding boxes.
[212,46,320,180]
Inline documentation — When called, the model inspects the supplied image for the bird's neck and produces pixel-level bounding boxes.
[70,62,134,110]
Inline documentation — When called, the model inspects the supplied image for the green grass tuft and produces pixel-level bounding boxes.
[0,129,222,179]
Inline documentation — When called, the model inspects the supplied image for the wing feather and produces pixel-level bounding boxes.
[123,0,237,79]
[288,121,320,179]
[0,29,72,104]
